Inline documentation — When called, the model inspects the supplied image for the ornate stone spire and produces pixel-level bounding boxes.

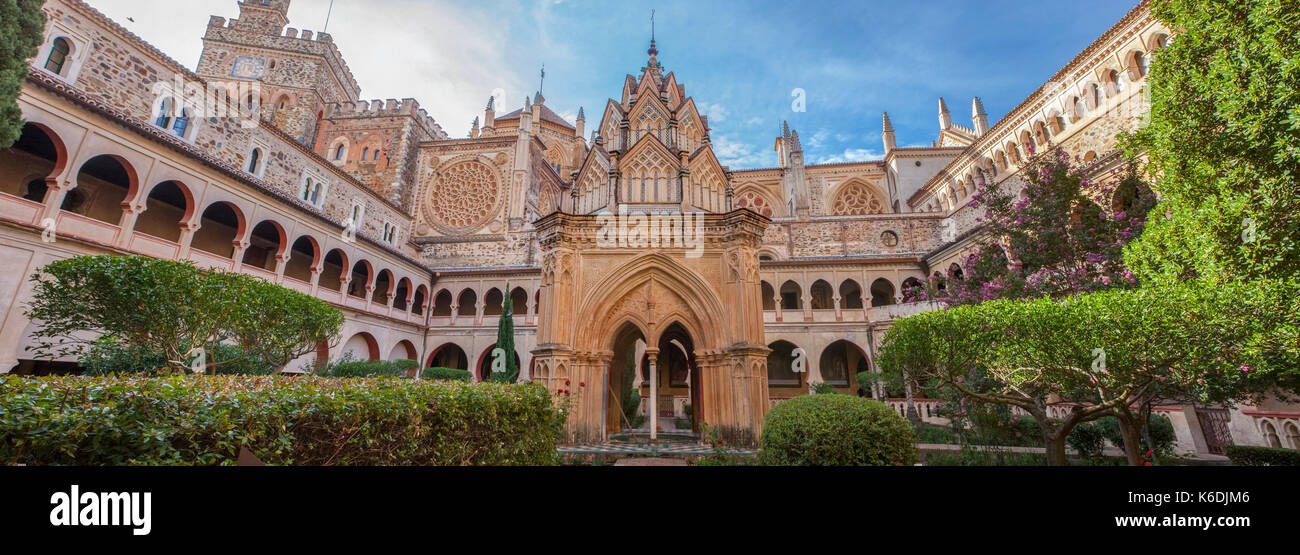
[938,97,952,131]
[882,111,897,152]
[971,96,989,135]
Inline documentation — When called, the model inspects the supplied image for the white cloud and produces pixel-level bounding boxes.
[696,101,728,123]
[814,148,883,164]
[712,134,774,169]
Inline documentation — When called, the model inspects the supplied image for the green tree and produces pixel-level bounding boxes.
[493,282,519,383]
[221,271,345,372]
[1123,0,1300,283]
[878,282,1296,465]
[25,255,343,374]
[0,0,45,148]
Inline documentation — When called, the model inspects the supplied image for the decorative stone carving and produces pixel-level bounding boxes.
[831,181,885,216]
[423,160,501,232]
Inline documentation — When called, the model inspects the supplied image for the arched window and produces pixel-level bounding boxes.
[901,277,924,301]
[319,249,347,291]
[432,290,453,316]
[819,340,866,388]
[193,202,244,259]
[457,289,477,316]
[760,281,776,311]
[483,288,504,316]
[1105,69,1124,97]
[334,143,346,160]
[1127,51,1149,81]
[285,236,317,283]
[135,181,189,242]
[243,220,283,271]
[155,97,175,130]
[510,287,528,316]
[870,278,895,307]
[779,280,802,310]
[44,38,71,75]
[348,261,372,298]
[361,147,369,160]
[172,107,192,138]
[246,148,262,174]
[1086,83,1101,111]
[839,280,863,309]
[809,280,833,310]
[766,341,803,388]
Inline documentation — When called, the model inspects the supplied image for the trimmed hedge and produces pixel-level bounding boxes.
[322,360,409,378]
[1224,445,1300,466]
[0,375,561,466]
[422,367,472,381]
[760,394,917,466]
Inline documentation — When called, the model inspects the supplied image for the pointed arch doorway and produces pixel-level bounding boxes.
[606,321,702,440]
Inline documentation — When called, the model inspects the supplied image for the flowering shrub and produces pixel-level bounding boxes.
[914,149,1155,306]
[759,394,916,466]
[0,375,561,466]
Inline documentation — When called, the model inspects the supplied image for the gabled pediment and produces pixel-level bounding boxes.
[622,131,679,171]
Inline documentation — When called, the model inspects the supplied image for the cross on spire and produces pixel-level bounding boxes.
[648,9,658,56]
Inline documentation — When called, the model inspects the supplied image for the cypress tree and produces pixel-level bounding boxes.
[0,0,46,148]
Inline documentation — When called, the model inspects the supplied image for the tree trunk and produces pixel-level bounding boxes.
[1045,435,1069,466]
[1114,409,1144,466]
[1030,406,1070,466]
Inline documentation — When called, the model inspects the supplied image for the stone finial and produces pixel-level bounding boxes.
[972,96,989,136]
[938,97,952,130]
[882,111,897,152]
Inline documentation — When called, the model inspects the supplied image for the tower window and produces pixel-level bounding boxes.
[247,148,262,174]
[44,38,71,75]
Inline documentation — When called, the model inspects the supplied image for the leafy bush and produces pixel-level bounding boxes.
[759,394,917,466]
[323,360,408,378]
[1224,445,1300,467]
[422,367,472,381]
[26,255,342,374]
[0,375,561,466]
[812,382,839,395]
[1067,420,1108,462]
[914,423,958,445]
[82,338,275,376]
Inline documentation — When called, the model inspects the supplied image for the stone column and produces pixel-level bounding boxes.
[647,348,659,442]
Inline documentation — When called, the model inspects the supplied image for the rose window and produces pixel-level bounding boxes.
[425,161,500,232]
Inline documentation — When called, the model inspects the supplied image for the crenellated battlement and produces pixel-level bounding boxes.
[206,16,335,45]
[325,98,448,140]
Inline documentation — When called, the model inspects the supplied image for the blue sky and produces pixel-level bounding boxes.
[88,0,1140,169]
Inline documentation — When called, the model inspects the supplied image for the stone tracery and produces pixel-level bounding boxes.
[830,181,885,216]
[424,160,501,232]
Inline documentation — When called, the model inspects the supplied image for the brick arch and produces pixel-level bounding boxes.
[341,331,380,362]
[388,339,418,363]
[426,341,470,370]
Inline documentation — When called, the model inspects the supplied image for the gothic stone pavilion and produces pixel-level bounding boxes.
[3,0,1299,450]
